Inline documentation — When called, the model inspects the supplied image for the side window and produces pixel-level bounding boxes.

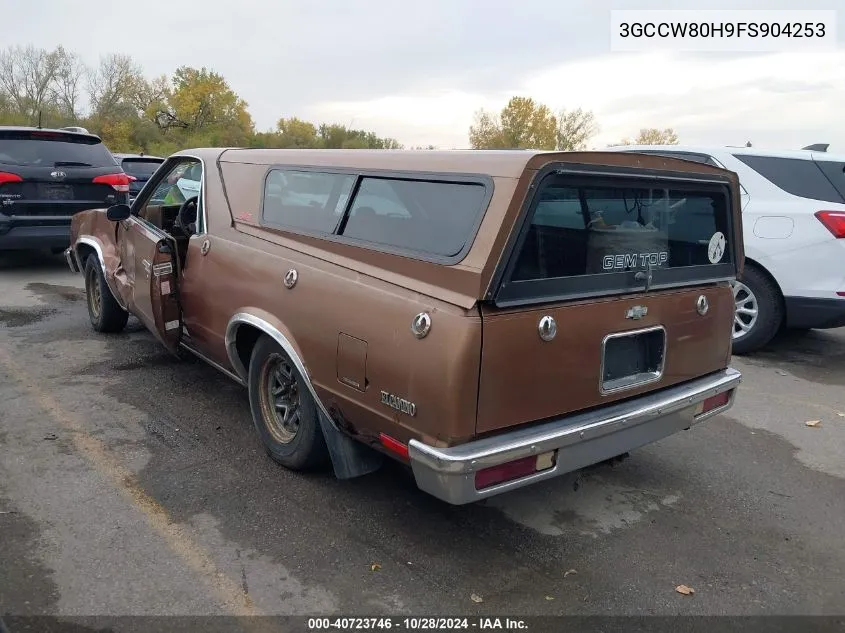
[733,155,845,204]
[340,177,488,259]
[348,178,411,219]
[262,170,355,233]
[813,160,845,200]
[533,186,585,230]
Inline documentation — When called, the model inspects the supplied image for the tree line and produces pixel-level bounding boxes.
[468,96,679,149]
[0,45,403,155]
[0,45,680,155]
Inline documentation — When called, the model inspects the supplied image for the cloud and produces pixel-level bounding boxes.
[309,50,845,150]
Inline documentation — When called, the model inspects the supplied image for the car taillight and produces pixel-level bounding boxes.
[0,171,23,185]
[475,452,556,490]
[378,433,409,460]
[694,390,732,417]
[93,173,131,193]
[815,210,845,239]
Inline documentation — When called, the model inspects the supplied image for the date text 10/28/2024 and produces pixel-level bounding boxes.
[308,617,529,631]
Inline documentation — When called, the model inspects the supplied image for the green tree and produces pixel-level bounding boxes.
[276,117,318,148]
[159,66,254,145]
[314,123,401,149]
[500,97,557,149]
[469,96,558,150]
[468,109,507,149]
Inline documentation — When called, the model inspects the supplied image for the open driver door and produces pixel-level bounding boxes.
[132,229,182,354]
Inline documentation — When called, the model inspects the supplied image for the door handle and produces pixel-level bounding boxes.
[142,259,151,278]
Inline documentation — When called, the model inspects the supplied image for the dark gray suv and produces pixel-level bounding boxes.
[0,127,130,252]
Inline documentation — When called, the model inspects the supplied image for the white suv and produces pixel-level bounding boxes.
[607,144,845,354]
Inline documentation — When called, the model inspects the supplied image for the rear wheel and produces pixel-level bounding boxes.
[731,264,783,355]
[84,257,128,333]
[247,336,328,470]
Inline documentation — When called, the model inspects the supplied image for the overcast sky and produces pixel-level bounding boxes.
[6,0,844,150]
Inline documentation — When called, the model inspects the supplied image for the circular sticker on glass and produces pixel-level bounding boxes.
[708,231,726,264]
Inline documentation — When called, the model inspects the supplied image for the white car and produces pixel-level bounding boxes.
[606,144,845,354]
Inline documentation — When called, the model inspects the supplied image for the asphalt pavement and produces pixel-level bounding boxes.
[1,251,843,622]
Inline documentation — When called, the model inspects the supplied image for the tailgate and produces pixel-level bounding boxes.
[477,156,742,434]
[477,285,733,432]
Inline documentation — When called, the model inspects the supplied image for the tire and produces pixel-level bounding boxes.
[247,336,328,470]
[84,256,129,333]
[731,264,783,355]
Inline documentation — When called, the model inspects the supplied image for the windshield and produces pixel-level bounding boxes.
[149,160,202,205]
[0,131,117,167]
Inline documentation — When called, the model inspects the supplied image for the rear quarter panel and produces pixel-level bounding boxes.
[198,228,483,447]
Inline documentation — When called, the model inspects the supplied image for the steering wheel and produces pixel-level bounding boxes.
[174,196,198,235]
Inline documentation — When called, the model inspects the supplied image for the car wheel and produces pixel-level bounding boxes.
[84,256,129,334]
[247,336,328,470]
[730,265,783,355]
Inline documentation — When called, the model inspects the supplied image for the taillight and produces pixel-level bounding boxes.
[378,433,409,460]
[815,210,845,239]
[475,451,556,490]
[0,171,23,185]
[93,173,131,193]
[694,390,732,418]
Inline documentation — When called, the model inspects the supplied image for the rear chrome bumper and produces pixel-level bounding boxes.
[408,367,741,505]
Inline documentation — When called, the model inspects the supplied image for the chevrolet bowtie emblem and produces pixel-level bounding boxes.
[626,305,648,320]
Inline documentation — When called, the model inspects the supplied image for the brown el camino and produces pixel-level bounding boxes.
[64,148,743,504]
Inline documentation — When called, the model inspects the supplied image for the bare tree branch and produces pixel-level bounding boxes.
[556,108,599,151]
[51,47,87,119]
[0,45,63,121]
[88,53,143,119]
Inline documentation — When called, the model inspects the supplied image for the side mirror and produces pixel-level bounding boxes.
[106,204,131,222]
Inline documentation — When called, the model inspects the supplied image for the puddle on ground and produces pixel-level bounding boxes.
[25,282,84,303]
[0,308,57,327]
[484,472,680,538]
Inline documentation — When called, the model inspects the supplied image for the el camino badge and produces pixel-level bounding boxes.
[380,391,417,417]
[626,305,648,320]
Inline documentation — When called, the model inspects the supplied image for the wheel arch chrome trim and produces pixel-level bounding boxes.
[74,236,104,269]
[224,312,336,427]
